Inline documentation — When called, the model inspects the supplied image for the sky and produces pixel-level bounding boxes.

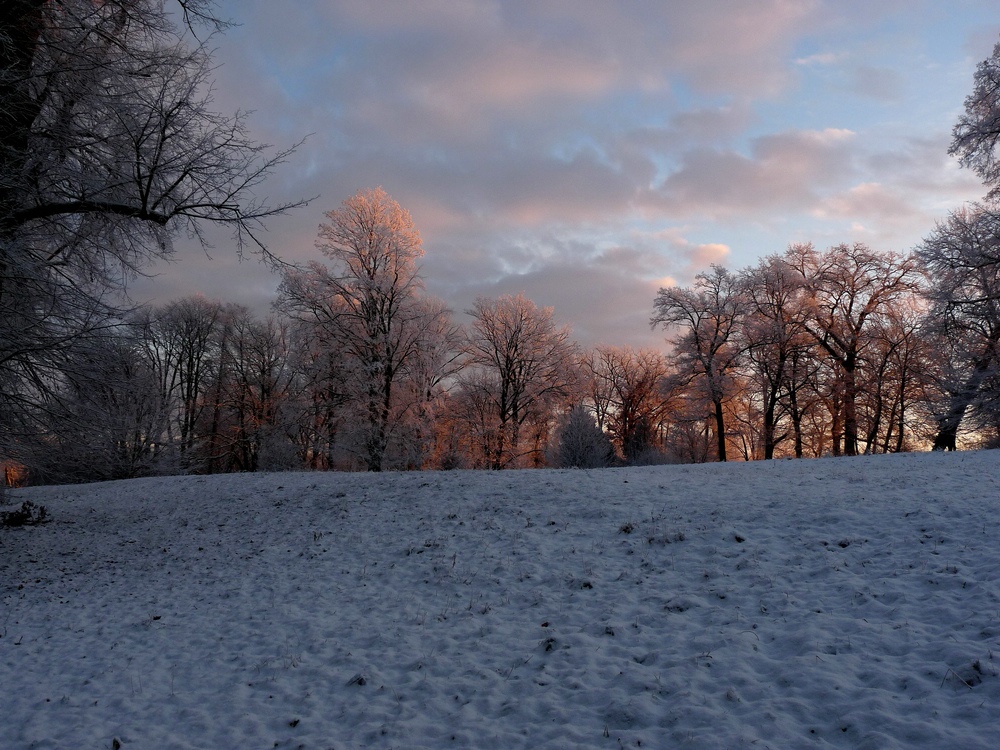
[131,0,1000,349]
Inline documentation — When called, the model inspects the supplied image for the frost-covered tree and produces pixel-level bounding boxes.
[917,204,1000,449]
[394,297,464,469]
[133,296,225,467]
[785,243,920,456]
[652,265,745,462]
[855,299,931,454]
[462,293,579,469]
[280,319,353,470]
[278,188,455,471]
[585,346,671,464]
[213,310,296,472]
[550,405,616,469]
[951,37,1000,198]
[738,256,814,459]
[18,327,169,483]
[0,0,299,460]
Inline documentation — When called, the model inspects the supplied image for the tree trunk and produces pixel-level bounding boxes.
[365,389,384,472]
[762,379,781,460]
[830,402,842,457]
[786,384,804,458]
[842,362,858,456]
[713,398,727,462]
[895,398,906,453]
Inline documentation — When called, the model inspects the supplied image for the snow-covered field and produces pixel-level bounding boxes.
[2,451,999,749]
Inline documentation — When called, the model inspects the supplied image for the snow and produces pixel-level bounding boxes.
[2,451,1000,749]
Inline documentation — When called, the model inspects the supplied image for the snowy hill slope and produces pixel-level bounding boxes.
[2,451,1000,749]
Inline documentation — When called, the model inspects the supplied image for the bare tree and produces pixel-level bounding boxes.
[917,204,1000,449]
[17,326,169,482]
[281,319,353,470]
[393,296,464,469]
[133,295,226,468]
[856,300,931,453]
[951,37,1000,198]
[215,310,296,472]
[585,346,671,463]
[462,293,579,469]
[738,256,814,459]
[786,243,920,456]
[0,0,300,462]
[1,1,297,252]
[278,188,455,471]
[652,265,745,462]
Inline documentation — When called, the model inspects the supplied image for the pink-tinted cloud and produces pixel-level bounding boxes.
[817,182,917,221]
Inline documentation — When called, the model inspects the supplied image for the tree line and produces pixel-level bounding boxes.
[10,185,1000,482]
[3,3,1000,483]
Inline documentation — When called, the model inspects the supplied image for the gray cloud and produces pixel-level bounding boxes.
[849,66,907,102]
[649,128,858,219]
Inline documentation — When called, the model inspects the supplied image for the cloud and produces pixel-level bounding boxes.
[964,24,1000,59]
[816,182,919,222]
[636,228,732,276]
[865,136,983,199]
[618,104,755,159]
[648,129,857,219]
[333,0,819,98]
[807,133,984,250]
[331,0,502,33]
[144,1,998,351]
[794,52,843,66]
[848,66,906,102]
[466,258,666,349]
[420,227,731,349]
[216,0,822,148]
